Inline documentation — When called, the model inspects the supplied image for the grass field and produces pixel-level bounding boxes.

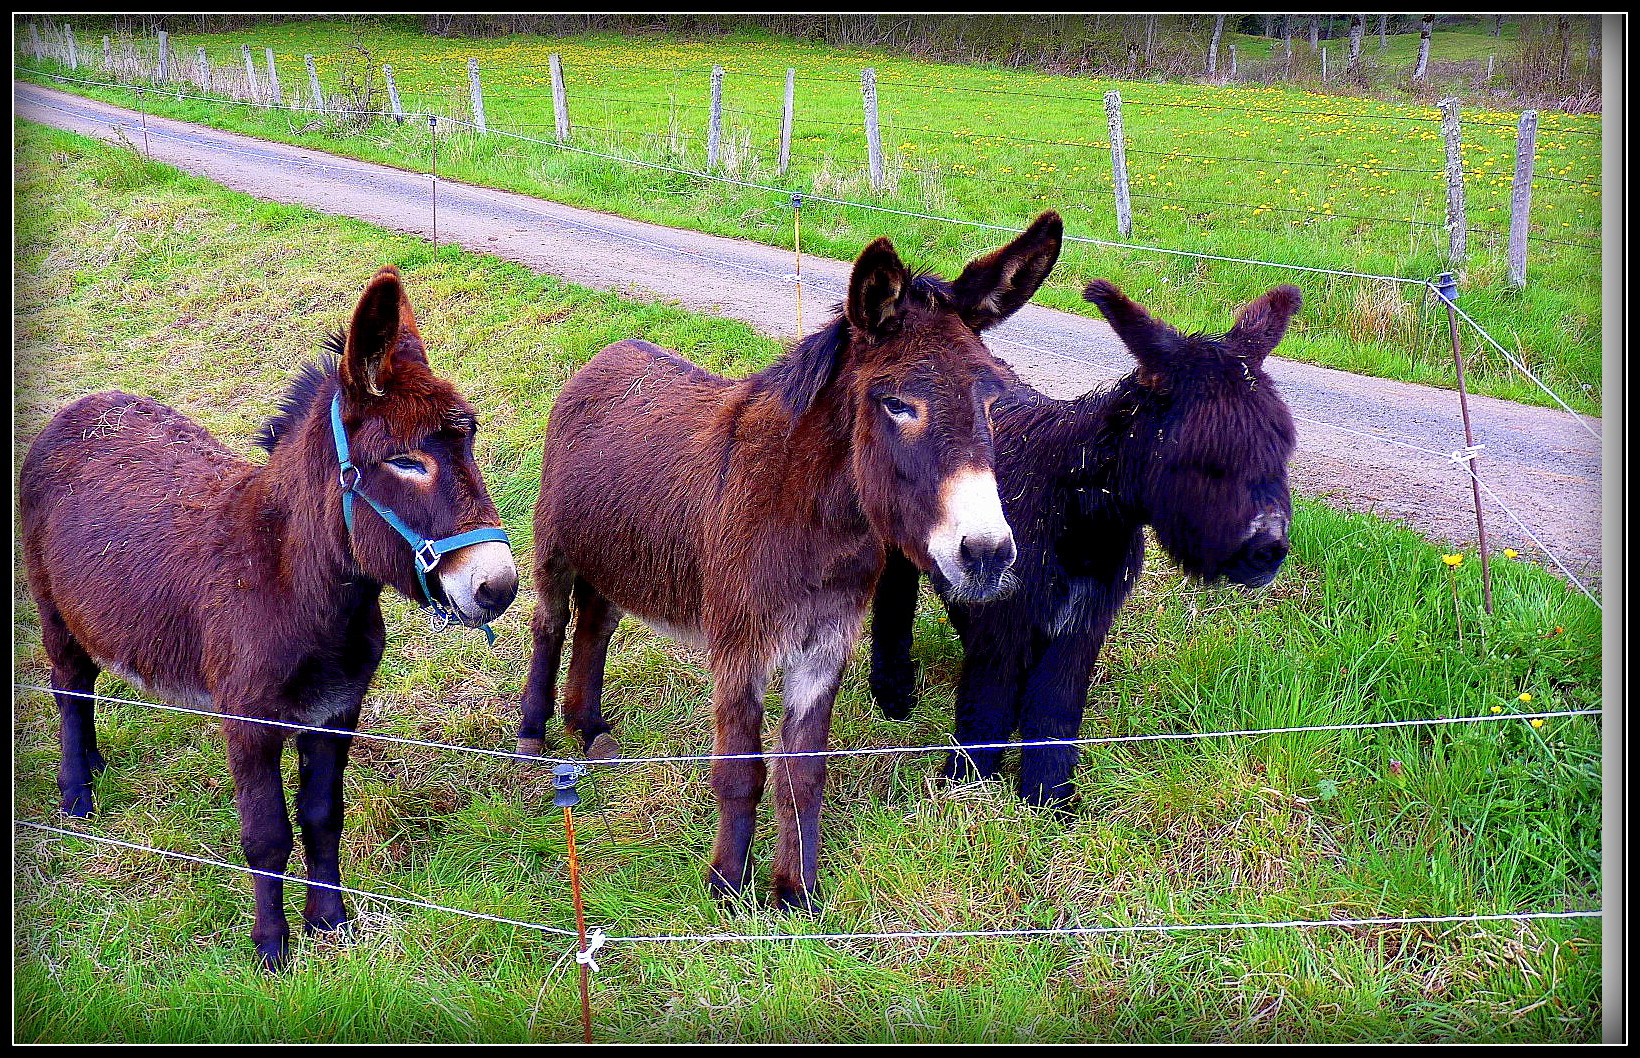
[11,122,1603,1043]
[14,18,1604,417]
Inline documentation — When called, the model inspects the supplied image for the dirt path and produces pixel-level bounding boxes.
[15,82,1604,591]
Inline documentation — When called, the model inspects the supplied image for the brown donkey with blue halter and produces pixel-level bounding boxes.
[20,266,518,969]
[521,213,1063,910]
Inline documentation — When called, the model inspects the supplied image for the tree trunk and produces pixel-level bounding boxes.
[1208,13,1225,75]
[1556,16,1571,86]
[1348,14,1365,72]
[1492,14,1503,37]
[1309,17,1319,51]
[1378,13,1389,49]
[1413,14,1434,83]
[1588,14,1601,70]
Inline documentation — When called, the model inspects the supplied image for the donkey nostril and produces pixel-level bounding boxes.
[474,569,519,613]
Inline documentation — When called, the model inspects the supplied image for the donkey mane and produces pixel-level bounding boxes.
[757,272,953,416]
[253,336,342,453]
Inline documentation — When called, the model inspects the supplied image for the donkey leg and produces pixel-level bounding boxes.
[1017,632,1102,810]
[40,600,104,817]
[295,705,360,935]
[561,577,624,758]
[770,628,854,912]
[944,645,1026,784]
[868,548,922,721]
[706,660,771,904]
[518,549,574,756]
[226,718,296,970]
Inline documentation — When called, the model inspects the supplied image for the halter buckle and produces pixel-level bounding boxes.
[338,463,361,492]
[415,540,442,574]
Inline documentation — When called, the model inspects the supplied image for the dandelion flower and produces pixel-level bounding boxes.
[1504,548,1520,559]
[1519,692,1533,703]
[1531,718,1545,729]
[1442,553,1464,566]
[1490,705,1503,714]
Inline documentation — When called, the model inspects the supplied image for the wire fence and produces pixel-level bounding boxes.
[14,69,1607,601]
[14,819,1604,951]
[13,673,1604,955]
[12,34,1603,243]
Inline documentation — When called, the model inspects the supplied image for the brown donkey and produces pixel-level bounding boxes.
[522,213,1064,909]
[19,266,518,969]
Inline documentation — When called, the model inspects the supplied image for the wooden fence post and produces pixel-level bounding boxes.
[65,24,78,70]
[707,64,723,168]
[1440,98,1467,265]
[468,57,486,133]
[1105,89,1133,238]
[196,47,211,93]
[1508,110,1538,288]
[102,35,111,71]
[266,47,283,106]
[779,67,795,176]
[242,44,261,104]
[1228,43,1238,80]
[305,54,325,112]
[550,54,569,141]
[861,67,884,189]
[29,24,41,61]
[384,64,404,123]
[1321,45,1329,81]
[157,30,169,83]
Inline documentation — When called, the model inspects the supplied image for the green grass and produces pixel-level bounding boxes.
[12,123,1603,1042]
[14,18,1603,417]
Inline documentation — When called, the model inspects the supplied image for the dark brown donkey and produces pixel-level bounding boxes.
[19,266,518,969]
[521,213,1064,909]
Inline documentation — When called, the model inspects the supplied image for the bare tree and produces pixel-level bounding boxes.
[1379,13,1389,49]
[1207,12,1225,75]
[1347,13,1365,75]
[1309,16,1319,51]
[1413,14,1434,83]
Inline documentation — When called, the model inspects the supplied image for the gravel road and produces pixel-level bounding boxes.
[15,82,1604,591]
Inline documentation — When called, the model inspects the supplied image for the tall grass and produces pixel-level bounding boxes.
[14,17,1604,416]
[12,123,1602,1043]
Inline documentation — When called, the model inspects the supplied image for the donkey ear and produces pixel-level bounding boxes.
[951,210,1063,331]
[846,237,911,341]
[1223,285,1302,364]
[1083,279,1181,377]
[340,265,428,400]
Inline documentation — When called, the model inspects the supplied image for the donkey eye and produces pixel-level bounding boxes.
[385,455,430,475]
[881,396,918,422]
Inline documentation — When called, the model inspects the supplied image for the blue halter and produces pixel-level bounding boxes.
[330,393,510,643]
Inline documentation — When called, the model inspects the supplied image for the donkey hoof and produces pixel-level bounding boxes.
[586,732,622,761]
[516,737,547,758]
[59,789,96,818]
[256,938,292,973]
[303,911,353,937]
[772,884,821,916]
[706,869,752,908]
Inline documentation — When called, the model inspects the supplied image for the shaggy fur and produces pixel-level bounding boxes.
[19,267,516,969]
[521,213,1064,909]
[870,280,1300,806]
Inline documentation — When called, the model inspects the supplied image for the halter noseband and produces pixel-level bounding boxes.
[330,393,509,641]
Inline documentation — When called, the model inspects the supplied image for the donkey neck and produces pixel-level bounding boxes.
[1057,376,1156,531]
[241,386,372,620]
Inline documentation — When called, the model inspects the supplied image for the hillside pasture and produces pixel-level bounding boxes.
[13,18,1604,416]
